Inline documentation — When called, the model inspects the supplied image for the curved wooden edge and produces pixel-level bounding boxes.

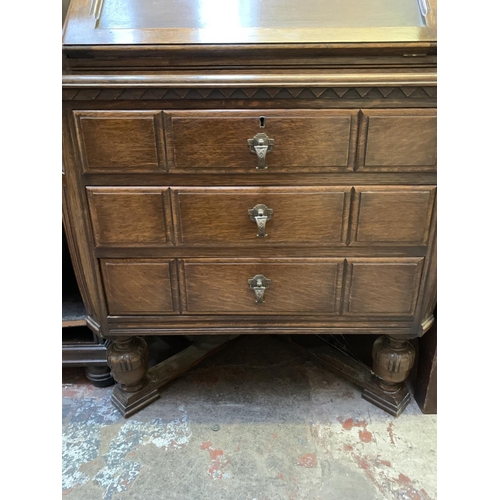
[62,72,437,88]
[63,175,108,338]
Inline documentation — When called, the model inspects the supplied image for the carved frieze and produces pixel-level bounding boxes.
[63,86,437,101]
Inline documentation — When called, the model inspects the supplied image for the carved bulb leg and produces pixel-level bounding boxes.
[107,337,148,392]
[362,335,416,417]
[107,337,160,417]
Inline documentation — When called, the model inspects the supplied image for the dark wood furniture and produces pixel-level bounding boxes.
[62,0,437,417]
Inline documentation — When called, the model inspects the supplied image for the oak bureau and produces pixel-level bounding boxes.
[62,0,437,417]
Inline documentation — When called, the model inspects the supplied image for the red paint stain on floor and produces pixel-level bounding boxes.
[345,447,432,500]
[351,453,386,496]
[209,448,223,461]
[278,472,285,480]
[341,417,354,430]
[272,432,278,439]
[62,385,94,399]
[339,417,373,443]
[359,429,373,443]
[201,442,229,479]
[388,422,396,445]
[200,441,212,450]
[298,453,317,468]
[393,473,432,500]
[343,444,353,452]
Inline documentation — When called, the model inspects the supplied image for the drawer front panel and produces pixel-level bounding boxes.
[173,187,350,246]
[358,109,436,171]
[101,259,177,315]
[170,110,357,173]
[87,186,435,250]
[179,259,343,314]
[351,186,435,245]
[344,258,424,316]
[74,111,167,173]
[87,188,173,247]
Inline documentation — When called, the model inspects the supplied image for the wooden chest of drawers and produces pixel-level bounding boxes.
[63,0,437,416]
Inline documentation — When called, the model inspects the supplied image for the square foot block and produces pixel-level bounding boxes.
[111,383,160,418]
[362,384,411,417]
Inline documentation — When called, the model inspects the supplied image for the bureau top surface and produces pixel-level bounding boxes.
[63,0,436,45]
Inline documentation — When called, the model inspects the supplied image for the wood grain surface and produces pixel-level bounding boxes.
[100,259,178,315]
[74,111,167,173]
[172,187,350,246]
[179,259,343,315]
[170,110,357,173]
[87,188,173,246]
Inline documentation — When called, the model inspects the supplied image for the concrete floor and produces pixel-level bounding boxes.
[62,335,436,500]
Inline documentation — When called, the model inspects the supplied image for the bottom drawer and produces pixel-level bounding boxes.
[179,259,344,315]
[99,258,425,318]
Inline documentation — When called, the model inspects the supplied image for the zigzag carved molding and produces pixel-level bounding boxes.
[63,86,436,101]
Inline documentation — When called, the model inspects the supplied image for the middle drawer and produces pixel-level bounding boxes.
[173,186,350,246]
[88,186,350,247]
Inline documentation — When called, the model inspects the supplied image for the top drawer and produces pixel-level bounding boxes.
[168,110,357,173]
[73,109,435,174]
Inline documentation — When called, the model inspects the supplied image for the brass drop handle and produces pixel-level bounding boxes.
[248,274,271,303]
[248,204,273,237]
[247,133,274,170]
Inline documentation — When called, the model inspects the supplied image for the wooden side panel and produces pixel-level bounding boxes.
[87,188,173,246]
[172,187,350,246]
[180,259,343,314]
[169,110,357,173]
[344,258,424,315]
[358,109,436,171]
[351,186,435,245]
[74,111,167,173]
[101,259,177,315]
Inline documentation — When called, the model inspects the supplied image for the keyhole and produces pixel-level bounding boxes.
[259,116,265,128]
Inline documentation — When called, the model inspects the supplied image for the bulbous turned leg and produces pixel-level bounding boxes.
[373,336,416,391]
[107,337,149,393]
[105,335,236,418]
[107,337,159,417]
[362,335,416,417]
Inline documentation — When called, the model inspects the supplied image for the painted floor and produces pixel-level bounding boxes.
[62,335,436,500]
